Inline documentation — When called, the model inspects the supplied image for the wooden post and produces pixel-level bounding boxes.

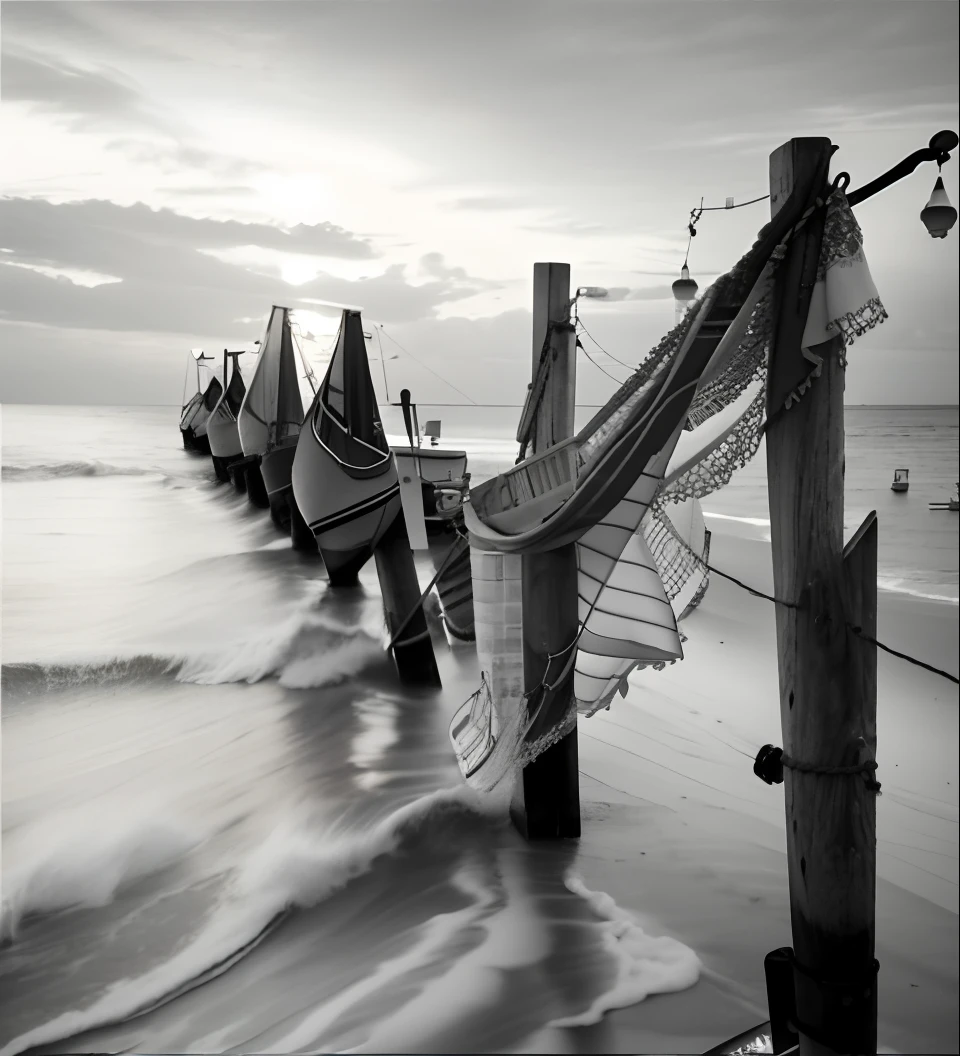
[766,139,878,1055]
[374,511,442,687]
[511,262,581,840]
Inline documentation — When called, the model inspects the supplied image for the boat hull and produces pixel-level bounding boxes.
[890,482,909,493]
[292,423,401,585]
[207,417,243,460]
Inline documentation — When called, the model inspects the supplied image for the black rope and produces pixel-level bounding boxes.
[681,536,958,685]
[703,561,800,609]
[847,625,959,685]
[577,337,626,384]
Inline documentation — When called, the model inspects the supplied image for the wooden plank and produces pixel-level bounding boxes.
[766,139,878,1056]
[394,452,430,550]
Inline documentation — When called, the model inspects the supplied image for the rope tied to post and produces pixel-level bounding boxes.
[754,743,881,794]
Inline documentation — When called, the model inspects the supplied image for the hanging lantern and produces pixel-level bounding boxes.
[920,176,957,238]
[672,264,698,323]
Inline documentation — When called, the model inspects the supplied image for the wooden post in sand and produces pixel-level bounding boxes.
[511,263,581,841]
[765,138,879,1055]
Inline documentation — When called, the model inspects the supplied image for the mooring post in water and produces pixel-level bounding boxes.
[244,457,270,508]
[374,509,442,687]
[511,262,581,841]
[765,138,879,1055]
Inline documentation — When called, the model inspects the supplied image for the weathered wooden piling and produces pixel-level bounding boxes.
[244,458,270,508]
[765,138,879,1055]
[374,509,442,686]
[511,263,581,840]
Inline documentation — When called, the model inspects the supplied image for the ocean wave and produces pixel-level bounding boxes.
[3,611,387,699]
[174,608,386,688]
[0,809,207,942]
[0,786,503,1056]
[1,460,160,481]
[2,656,176,697]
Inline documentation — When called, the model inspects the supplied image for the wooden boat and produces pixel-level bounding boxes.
[890,467,909,493]
[207,350,248,483]
[929,482,960,512]
[238,306,318,522]
[291,309,401,585]
[389,404,469,527]
[179,350,219,453]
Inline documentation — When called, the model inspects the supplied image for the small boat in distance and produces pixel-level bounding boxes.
[929,482,960,512]
[292,309,401,585]
[238,306,318,524]
[890,467,909,492]
[206,349,248,483]
[179,350,219,453]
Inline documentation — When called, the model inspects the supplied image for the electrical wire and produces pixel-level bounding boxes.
[377,326,478,406]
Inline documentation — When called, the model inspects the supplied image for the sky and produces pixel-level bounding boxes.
[1,0,958,408]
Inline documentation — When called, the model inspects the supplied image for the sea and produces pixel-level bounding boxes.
[1,402,957,1056]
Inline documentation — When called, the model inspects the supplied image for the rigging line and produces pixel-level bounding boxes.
[373,326,391,405]
[576,319,638,371]
[578,339,626,384]
[377,326,478,406]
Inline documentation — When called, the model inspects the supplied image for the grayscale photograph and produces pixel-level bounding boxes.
[1,2,957,1054]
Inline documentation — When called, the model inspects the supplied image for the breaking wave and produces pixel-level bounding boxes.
[0,786,504,1056]
[2,460,160,481]
[0,808,208,942]
[3,611,387,699]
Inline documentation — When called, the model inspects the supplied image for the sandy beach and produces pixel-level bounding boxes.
[536,518,960,1054]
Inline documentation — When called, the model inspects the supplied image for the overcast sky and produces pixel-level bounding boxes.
[1,0,957,407]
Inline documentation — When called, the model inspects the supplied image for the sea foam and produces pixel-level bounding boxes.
[547,874,701,1027]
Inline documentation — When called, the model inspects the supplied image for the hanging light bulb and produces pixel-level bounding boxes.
[672,264,698,324]
[920,176,957,238]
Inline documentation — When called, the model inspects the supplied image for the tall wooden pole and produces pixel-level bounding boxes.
[511,263,581,840]
[766,139,879,1055]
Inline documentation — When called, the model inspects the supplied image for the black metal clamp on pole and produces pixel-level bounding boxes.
[840,129,958,206]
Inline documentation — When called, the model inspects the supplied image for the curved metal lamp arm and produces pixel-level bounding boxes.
[838,130,958,207]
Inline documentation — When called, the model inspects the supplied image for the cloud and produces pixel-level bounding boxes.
[1,48,153,132]
[448,195,533,211]
[0,197,497,335]
[3,47,269,180]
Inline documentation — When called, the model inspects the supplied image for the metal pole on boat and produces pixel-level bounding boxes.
[511,262,581,840]
[763,138,879,1056]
